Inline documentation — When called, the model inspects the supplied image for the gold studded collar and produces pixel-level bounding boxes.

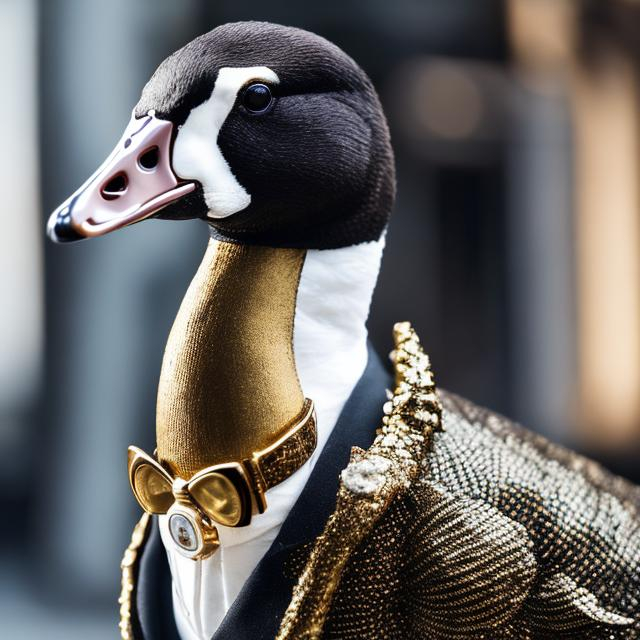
[127,399,316,559]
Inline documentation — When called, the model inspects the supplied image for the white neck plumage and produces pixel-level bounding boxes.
[162,233,385,640]
[293,235,386,458]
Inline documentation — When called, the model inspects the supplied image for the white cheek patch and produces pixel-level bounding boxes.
[171,66,279,218]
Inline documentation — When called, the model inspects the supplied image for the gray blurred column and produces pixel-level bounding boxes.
[506,81,575,440]
[0,0,41,484]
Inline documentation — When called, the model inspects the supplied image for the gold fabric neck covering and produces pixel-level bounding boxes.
[156,239,306,478]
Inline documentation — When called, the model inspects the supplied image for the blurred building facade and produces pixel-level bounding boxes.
[1,0,640,636]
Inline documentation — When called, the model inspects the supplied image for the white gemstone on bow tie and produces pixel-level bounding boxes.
[169,513,198,551]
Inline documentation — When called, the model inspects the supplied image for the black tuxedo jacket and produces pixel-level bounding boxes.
[124,327,640,639]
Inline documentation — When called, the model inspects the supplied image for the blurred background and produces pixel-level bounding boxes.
[2,0,640,636]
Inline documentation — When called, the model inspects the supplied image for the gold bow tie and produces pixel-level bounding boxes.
[127,399,316,560]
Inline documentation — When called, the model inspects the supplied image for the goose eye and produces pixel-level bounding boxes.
[241,83,273,114]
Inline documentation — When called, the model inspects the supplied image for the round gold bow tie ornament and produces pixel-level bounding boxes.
[127,399,316,560]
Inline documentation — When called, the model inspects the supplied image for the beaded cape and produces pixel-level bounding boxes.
[121,323,640,639]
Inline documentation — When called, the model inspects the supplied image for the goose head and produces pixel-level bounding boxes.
[47,21,395,249]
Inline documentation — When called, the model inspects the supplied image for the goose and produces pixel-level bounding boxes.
[48,21,640,640]
[49,21,393,639]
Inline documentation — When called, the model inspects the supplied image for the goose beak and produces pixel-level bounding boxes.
[47,111,196,242]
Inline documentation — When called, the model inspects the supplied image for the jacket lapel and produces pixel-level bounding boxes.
[135,343,391,640]
[136,516,181,640]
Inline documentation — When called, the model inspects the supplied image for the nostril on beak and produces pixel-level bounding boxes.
[101,172,128,200]
[138,146,159,171]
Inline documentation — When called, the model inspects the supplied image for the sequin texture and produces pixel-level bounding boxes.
[277,323,640,639]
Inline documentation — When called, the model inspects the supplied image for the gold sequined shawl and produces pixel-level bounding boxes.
[121,323,640,639]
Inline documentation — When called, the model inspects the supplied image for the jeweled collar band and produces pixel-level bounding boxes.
[127,399,316,560]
